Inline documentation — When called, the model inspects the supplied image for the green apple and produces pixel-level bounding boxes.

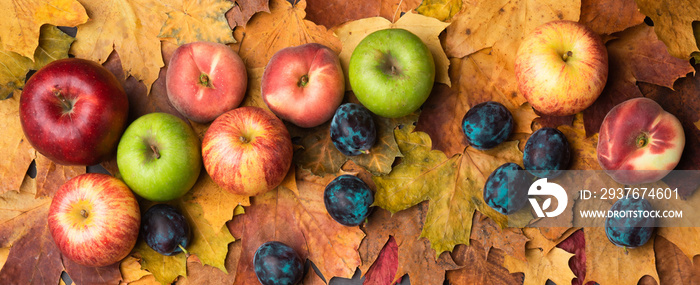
[116,112,201,201]
[348,28,435,118]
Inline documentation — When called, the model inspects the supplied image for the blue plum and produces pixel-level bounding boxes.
[523,128,571,178]
[483,163,532,215]
[461,101,514,150]
[254,241,304,285]
[324,175,374,226]
[605,198,656,248]
[141,204,191,256]
[330,103,376,156]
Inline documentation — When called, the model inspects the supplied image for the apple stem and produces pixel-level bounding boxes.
[199,73,211,87]
[54,90,73,112]
[80,209,89,218]
[178,244,190,257]
[151,144,161,159]
[298,75,309,87]
[239,136,249,144]
[562,51,573,62]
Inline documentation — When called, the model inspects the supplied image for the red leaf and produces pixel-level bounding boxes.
[363,236,398,285]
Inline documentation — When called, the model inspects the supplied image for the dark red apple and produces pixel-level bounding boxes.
[20,58,129,165]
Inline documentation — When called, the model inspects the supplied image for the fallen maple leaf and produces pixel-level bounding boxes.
[523,227,579,255]
[583,227,658,285]
[228,168,364,283]
[654,236,700,284]
[373,124,523,256]
[305,0,420,29]
[470,212,528,262]
[233,0,341,69]
[582,23,694,136]
[0,25,75,97]
[291,108,416,176]
[362,236,398,285]
[71,0,173,92]
[579,0,645,35]
[226,0,270,28]
[415,0,462,22]
[120,256,154,284]
[444,0,580,59]
[359,203,460,285]
[446,240,524,285]
[503,247,576,285]
[0,0,87,58]
[182,171,250,231]
[634,0,700,59]
[0,93,35,194]
[334,12,451,88]
[34,154,85,199]
[159,0,236,45]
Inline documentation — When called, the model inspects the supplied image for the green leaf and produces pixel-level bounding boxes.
[416,0,463,22]
[373,124,523,256]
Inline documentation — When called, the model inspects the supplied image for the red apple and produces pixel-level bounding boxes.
[515,20,608,116]
[48,173,140,267]
[20,58,129,165]
[202,106,293,196]
[261,43,344,128]
[166,41,247,123]
[597,98,685,185]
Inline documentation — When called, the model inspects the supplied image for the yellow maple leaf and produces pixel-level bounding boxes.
[583,227,658,284]
[159,0,236,45]
[635,0,700,59]
[504,247,576,285]
[71,0,175,93]
[0,0,87,58]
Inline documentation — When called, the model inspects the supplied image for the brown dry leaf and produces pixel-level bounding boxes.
[469,212,528,261]
[234,0,341,69]
[654,236,700,284]
[0,93,35,194]
[64,258,122,285]
[239,67,267,110]
[226,0,270,28]
[558,113,600,171]
[583,24,694,136]
[0,247,9,272]
[71,0,174,93]
[504,247,575,285]
[0,187,62,284]
[579,0,645,35]
[305,0,420,29]
[359,203,460,285]
[175,242,240,284]
[34,154,85,198]
[335,12,451,88]
[373,124,523,256]
[583,227,658,284]
[0,0,87,58]
[444,0,580,59]
[159,0,236,45]
[523,227,579,255]
[446,241,524,285]
[658,227,700,262]
[634,0,700,59]
[182,171,250,230]
[228,168,364,283]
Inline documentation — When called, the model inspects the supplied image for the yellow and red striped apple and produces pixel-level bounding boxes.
[166,41,247,123]
[48,173,140,267]
[515,20,608,116]
[597,98,685,185]
[202,106,293,197]
[261,43,345,128]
